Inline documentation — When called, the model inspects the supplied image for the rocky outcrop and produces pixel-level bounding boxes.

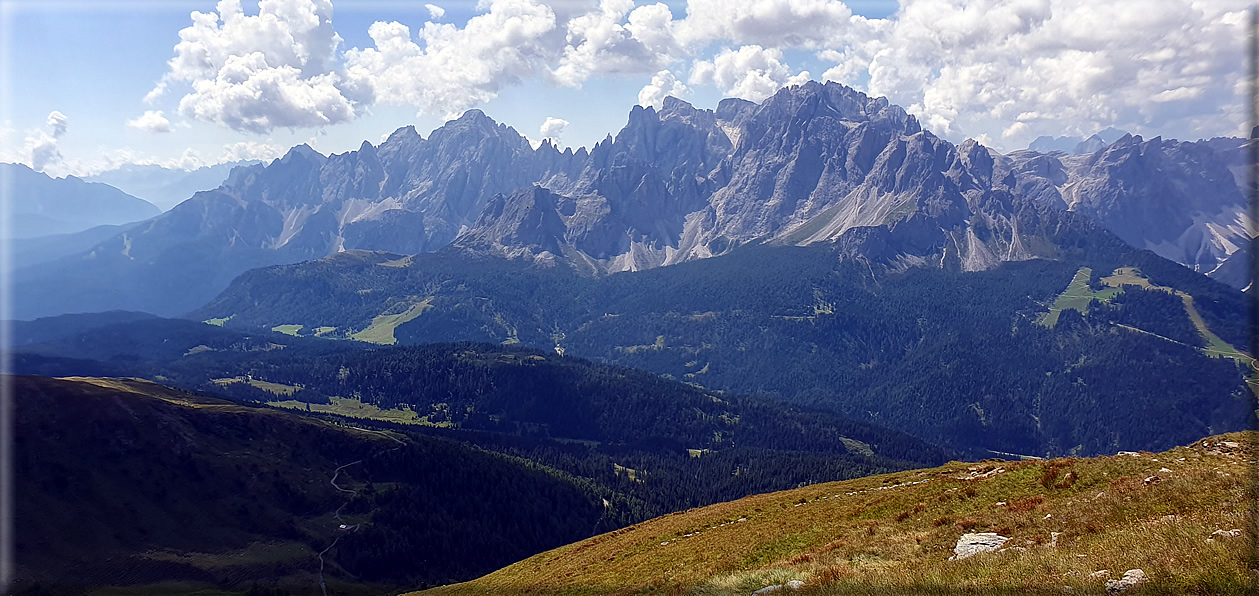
[949,532,1010,560]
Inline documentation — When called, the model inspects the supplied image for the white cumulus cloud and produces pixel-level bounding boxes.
[690,45,809,103]
[638,69,688,108]
[220,140,286,162]
[130,0,1248,150]
[550,0,672,86]
[127,110,173,133]
[156,0,366,133]
[10,110,72,172]
[675,0,864,48]
[27,132,61,172]
[820,0,1250,148]
[345,0,558,119]
[45,111,68,138]
[539,116,569,144]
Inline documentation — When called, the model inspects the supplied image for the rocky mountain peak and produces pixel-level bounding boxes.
[453,185,568,261]
[279,143,325,164]
[384,124,421,144]
[425,108,529,152]
[754,81,920,133]
[1003,132,1250,284]
[715,97,756,121]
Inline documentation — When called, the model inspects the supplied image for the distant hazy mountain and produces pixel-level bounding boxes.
[3,222,141,273]
[9,115,586,318]
[1,163,159,239]
[84,160,260,211]
[1027,127,1129,155]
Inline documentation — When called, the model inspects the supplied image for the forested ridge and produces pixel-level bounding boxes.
[12,337,950,593]
[187,239,1252,456]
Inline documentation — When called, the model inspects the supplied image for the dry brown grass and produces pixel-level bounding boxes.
[414,433,1256,596]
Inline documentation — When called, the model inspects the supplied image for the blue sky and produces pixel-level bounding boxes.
[0,0,1246,178]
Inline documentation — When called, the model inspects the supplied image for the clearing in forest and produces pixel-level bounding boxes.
[1040,267,1253,369]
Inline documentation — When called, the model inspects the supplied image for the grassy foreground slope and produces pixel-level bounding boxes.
[418,433,1256,596]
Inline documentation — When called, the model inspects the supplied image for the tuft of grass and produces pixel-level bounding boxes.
[692,568,805,596]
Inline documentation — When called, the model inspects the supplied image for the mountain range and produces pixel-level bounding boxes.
[1027,127,1129,155]
[10,81,1254,320]
[190,239,1250,458]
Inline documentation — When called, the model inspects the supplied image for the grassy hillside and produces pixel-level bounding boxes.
[417,432,1256,596]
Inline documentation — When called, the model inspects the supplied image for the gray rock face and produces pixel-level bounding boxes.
[454,186,570,264]
[950,532,1010,560]
[1006,135,1250,288]
[467,81,1065,276]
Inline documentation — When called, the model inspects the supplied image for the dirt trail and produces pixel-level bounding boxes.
[317,429,407,596]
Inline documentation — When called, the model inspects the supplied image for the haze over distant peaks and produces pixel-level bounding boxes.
[84,160,261,211]
[1027,128,1130,155]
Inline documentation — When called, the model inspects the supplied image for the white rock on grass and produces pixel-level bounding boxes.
[1105,569,1147,593]
[950,532,1010,560]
